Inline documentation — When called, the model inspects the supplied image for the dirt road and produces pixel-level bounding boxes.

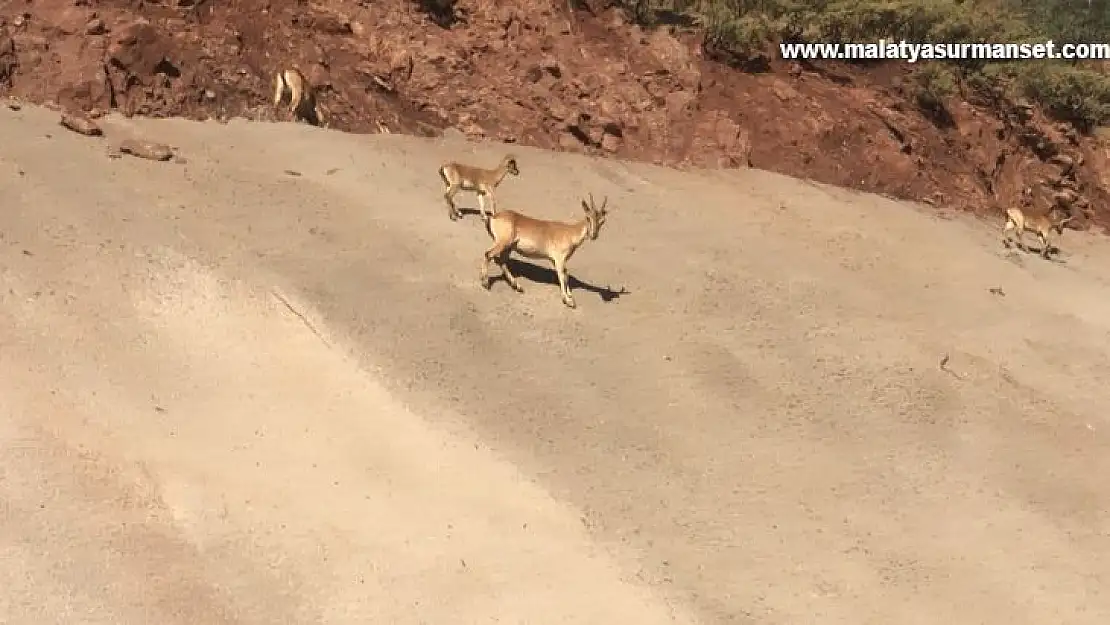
[2,105,1109,624]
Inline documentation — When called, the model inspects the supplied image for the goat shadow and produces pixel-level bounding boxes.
[1003,241,1067,264]
[455,206,484,217]
[493,258,630,303]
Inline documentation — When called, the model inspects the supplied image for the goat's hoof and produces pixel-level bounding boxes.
[563,298,576,309]
[511,283,524,293]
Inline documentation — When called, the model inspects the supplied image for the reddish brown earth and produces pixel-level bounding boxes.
[1,0,1107,229]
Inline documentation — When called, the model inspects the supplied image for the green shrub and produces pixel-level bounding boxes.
[609,0,1110,130]
[914,62,956,104]
[699,10,778,56]
[1018,62,1110,130]
[1004,0,1110,45]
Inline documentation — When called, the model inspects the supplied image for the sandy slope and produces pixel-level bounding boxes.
[1,105,1109,624]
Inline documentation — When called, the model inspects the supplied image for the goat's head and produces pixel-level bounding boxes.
[503,154,520,176]
[582,193,609,240]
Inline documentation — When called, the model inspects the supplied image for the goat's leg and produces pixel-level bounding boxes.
[553,257,575,308]
[288,80,303,122]
[272,74,285,109]
[481,242,511,289]
[482,187,497,217]
[474,187,495,218]
[445,186,462,221]
[1002,221,1015,248]
[1039,232,1052,258]
[479,254,492,288]
[499,251,524,293]
[475,192,487,218]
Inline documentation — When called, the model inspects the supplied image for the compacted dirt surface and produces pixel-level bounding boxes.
[3,104,1110,623]
[2,0,1110,229]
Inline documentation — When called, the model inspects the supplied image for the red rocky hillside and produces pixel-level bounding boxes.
[1,0,1107,230]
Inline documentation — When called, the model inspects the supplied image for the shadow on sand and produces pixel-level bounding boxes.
[495,258,630,303]
[1003,241,1067,264]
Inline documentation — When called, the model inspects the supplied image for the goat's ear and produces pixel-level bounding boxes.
[582,200,591,213]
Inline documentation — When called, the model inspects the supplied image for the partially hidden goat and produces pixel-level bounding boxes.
[272,68,326,127]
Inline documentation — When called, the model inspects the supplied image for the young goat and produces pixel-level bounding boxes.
[480,193,609,309]
[272,68,326,127]
[438,154,520,221]
[1001,207,1073,259]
